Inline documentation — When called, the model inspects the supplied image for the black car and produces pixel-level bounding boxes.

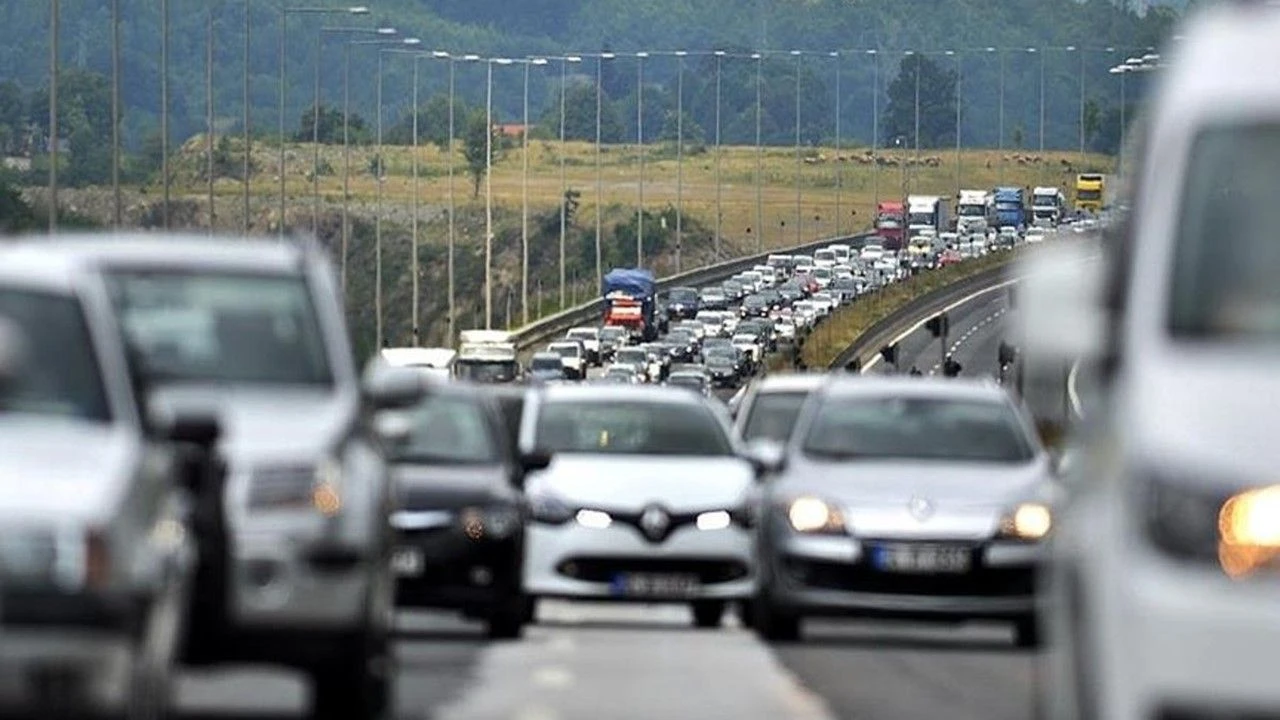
[741,294,770,318]
[703,350,741,388]
[666,286,701,319]
[527,352,568,383]
[666,328,701,361]
[666,370,712,397]
[598,325,628,362]
[387,383,548,639]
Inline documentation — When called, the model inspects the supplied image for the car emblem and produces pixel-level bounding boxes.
[908,496,934,521]
[639,505,671,541]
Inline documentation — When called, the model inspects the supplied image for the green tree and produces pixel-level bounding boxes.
[387,93,470,148]
[463,108,502,199]
[659,109,705,146]
[541,82,626,143]
[295,103,365,144]
[1083,98,1103,150]
[881,54,958,150]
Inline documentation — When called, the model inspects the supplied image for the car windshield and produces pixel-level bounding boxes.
[1168,123,1280,344]
[0,289,112,423]
[549,344,579,358]
[531,355,563,370]
[617,349,648,364]
[105,270,333,387]
[802,396,1035,463]
[669,375,705,388]
[535,399,732,455]
[457,361,519,383]
[600,327,626,341]
[567,329,597,340]
[741,390,808,442]
[669,288,698,303]
[394,394,500,464]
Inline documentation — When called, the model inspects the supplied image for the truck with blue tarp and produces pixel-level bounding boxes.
[992,187,1027,230]
[602,268,658,342]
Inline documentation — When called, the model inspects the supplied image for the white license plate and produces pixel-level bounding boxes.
[872,544,971,574]
[610,573,700,597]
[390,548,424,577]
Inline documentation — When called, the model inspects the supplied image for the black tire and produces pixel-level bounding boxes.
[691,601,726,629]
[1015,616,1042,649]
[522,596,539,624]
[753,599,801,642]
[486,594,527,640]
[309,628,393,720]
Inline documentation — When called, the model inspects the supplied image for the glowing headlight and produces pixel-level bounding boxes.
[459,506,521,540]
[1218,485,1280,579]
[787,497,845,534]
[999,503,1052,541]
[311,457,343,517]
[575,509,613,529]
[696,510,732,531]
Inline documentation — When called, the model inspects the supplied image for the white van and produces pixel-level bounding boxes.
[380,346,457,381]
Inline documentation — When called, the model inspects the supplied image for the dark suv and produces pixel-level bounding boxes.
[666,286,701,319]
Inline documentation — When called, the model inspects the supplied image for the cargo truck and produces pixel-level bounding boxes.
[874,201,906,250]
[955,190,992,235]
[1074,173,1106,214]
[907,195,944,237]
[992,187,1027,229]
[1031,186,1067,227]
[602,268,658,342]
[455,330,520,383]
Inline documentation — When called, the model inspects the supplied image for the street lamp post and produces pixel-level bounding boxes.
[594,52,614,290]
[111,0,121,228]
[713,50,724,260]
[372,39,420,349]
[912,50,920,191]
[1070,46,1083,163]
[485,57,515,330]
[792,50,802,246]
[279,5,370,240]
[161,0,169,229]
[314,26,394,236]
[1111,63,1129,178]
[243,0,251,234]
[635,51,648,268]
[832,51,841,239]
[869,49,879,207]
[675,51,687,271]
[948,49,960,196]
[520,57,548,326]
[555,55,581,309]
[754,51,763,252]
[989,47,1005,183]
[48,0,58,234]
[1031,46,1045,184]
[206,6,214,235]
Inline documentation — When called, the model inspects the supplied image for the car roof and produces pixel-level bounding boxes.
[538,383,704,404]
[3,233,308,276]
[750,372,828,393]
[819,374,1009,402]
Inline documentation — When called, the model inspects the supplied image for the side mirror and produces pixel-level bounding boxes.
[362,361,428,410]
[1011,242,1108,368]
[0,316,28,398]
[743,438,786,479]
[147,394,222,449]
[513,450,553,489]
[373,410,413,446]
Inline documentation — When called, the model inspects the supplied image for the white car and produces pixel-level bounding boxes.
[519,386,761,627]
[566,326,603,365]
[547,340,587,380]
[811,266,833,289]
[1037,8,1280,720]
[812,248,837,269]
[751,265,778,287]
[1024,230,1046,244]
[731,333,763,364]
[380,346,457,381]
[695,310,725,338]
[613,347,656,383]
[860,244,885,262]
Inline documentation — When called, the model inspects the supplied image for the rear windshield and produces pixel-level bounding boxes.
[741,390,808,443]
[536,399,732,456]
[0,289,111,423]
[1168,123,1280,344]
[395,395,499,464]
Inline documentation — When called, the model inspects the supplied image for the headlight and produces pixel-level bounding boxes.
[248,457,343,516]
[998,503,1053,541]
[696,510,731,531]
[528,494,574,524]
[1218,484,1280,579]
[0,527,112,591]
[311,457,343,517]
[459,505,521,540]
[787,497,845,534]
[575,509,613,529]
[1140,475,1229,564]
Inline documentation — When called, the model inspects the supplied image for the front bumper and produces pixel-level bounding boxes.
[765,533,1041,619]
[524,521,756,601]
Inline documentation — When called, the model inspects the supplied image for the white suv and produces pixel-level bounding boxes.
[1034,7,1280,719]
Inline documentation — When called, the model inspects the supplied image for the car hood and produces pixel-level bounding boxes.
[150,384,356,463]
[527,454,754,512]
[0,417,140,524]
[775,456,1052,540]
[392,462,516,510]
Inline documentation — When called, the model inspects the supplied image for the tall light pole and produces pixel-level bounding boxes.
[520,57,548,325]
[372,39,420,349]
[911,50,920,192]
[314,26,393,236]
[869,49,879,207]
[831,51,841,239]
[48,0,58,234]
[792,49,802,246]
[716,49,727,260]
[1111,63,1129,179]
[1070,45,1084,163]
[206,5,215,235]
[948,49,960,197]
[279,5,370,240]
[1031,46,1044,184]
[485,57,515,329]
[447,53,469,343]
[675,51,687,271]
[161,0,169,229]
[754,51,763,252]
[594,52,614,290]
[635,51,648,267]
[991,46,1006,183]
[111,0,121,228]
[555,55,581,309]
[243,0,251,234]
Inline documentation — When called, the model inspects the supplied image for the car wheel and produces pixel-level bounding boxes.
[487,593,528,640]
[1014,616,1041,649]
[310,626,393,720]
[753,597,801,642]
[691,601,726,629]
[522,596,539,624]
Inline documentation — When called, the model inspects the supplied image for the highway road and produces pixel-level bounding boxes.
[174,277,1044,720]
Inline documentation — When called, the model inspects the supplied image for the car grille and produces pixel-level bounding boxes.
[247,464,315,508]
[1154,708,1280,720]
[556,557,750,584]
[783,554,1034,597]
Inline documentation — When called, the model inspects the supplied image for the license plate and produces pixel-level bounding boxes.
[871,544,971,574]
[610,573,700,597]
[390,548,424,577]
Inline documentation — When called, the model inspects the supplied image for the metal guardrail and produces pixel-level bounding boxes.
[511,231,877,354]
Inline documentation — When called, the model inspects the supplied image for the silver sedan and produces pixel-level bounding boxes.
[750,376,1058,646]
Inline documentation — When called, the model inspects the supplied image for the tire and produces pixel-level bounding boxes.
[753,598,801,642]
[309,627,393,720]
[522,596,539,624]
[486,594,527,640]
[1015,616,1042,649]
[691,601,726,629]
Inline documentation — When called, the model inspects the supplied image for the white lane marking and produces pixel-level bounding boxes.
[531,666,575,689]
[862,279,1018,373]
[1067,357,1085,419]
[513,706,561,720]
[546,635,576,653]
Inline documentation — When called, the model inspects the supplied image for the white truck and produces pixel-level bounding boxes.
[380,346,457,381]
[1031,186,1067,227]
[455,329,520,383]
[955,189,991,235]
[906,195,944,238]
